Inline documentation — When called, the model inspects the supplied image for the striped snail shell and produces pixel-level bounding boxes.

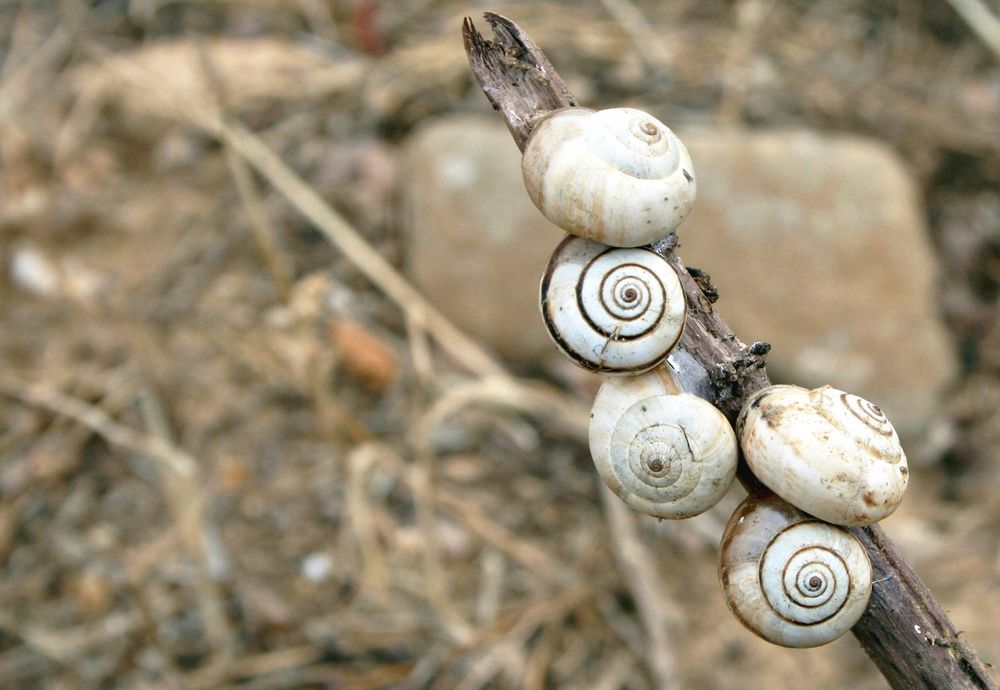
[541,236,685,375]
[522,107,696,247]
[737,385,908,527]
[719,491,872,648]
[588,367,737,519]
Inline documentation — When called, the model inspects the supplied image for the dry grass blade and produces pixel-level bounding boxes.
[223,146,294,303]
[216,121,508,380]
[186,645,324,690]
[598,0,673,70]
[0,375,196,478]
[0,610,142,667]
[944,0,1000,58]
[586,649,640,690]
[464,584,594,689]
[414,376,589,447]
[0,21,77,121]
[434,492,566,583]
[134,386,236,664]
[345,444,391,601]
[86,37,508,379]
[600,487,681,690]
[79,49,507,384]
[0,376,237,668]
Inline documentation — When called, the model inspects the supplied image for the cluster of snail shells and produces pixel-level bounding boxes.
[527,107,697,376]
[522,106,738,522]
[518,106,910,650]
[719,385,909,648]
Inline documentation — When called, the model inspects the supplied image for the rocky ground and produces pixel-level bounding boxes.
[1,2,999,689]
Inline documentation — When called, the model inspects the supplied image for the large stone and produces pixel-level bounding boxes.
[403,116,558,363]
[678,127,955,436]
[403,117,955,435]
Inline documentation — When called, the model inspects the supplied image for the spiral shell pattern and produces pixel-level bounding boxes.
[738,385,908,526]
[541,236,685,374]
[522,107,696,247]
[719,492,872,648]
[834,391,896,446]
[589,369,737,519]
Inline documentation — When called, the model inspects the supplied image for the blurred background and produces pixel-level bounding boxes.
[1,1,999,688]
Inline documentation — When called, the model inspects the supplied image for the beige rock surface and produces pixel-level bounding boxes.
[404,116,559,363]
[679,127,955,436]
[403,117,956,434]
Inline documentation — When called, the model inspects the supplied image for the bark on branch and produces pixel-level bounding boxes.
[463,12,997,690]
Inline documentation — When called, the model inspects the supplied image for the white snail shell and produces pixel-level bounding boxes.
[719,492,872,648]
[522,107,696,247]
[541,236,686,375]
[737,385,908,527]
[589,367,737,519]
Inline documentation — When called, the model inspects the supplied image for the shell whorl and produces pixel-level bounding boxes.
[588,108,680,178]
[737,385,908,526]
[541,236,685,375]
[589,369,737,519]
[719,492,872,648]
[814,388,900,460]
[522,107,696,247]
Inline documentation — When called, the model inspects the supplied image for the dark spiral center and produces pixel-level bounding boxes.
[622,287,639,303]
[640,121,658,136]
[647,456,665,473]
[807,576,823,591]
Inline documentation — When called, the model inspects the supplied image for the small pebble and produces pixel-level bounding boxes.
[301,552,333,582]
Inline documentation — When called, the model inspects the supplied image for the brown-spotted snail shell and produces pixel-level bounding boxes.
[541,236,686,375]
[522,107,696,247]
[588,366,737,519]
[719,491,873,648]
[737,385,909,527]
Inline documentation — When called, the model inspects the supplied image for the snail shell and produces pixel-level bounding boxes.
[737,385,908,527]
[589,367,737,519]
[541,236,686,375]
[719,492,872,648]
[522,107,696,247]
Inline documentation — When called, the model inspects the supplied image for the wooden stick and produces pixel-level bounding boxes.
[463,12,998,690]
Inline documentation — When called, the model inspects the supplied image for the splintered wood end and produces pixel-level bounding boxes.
[462,13,576,150]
